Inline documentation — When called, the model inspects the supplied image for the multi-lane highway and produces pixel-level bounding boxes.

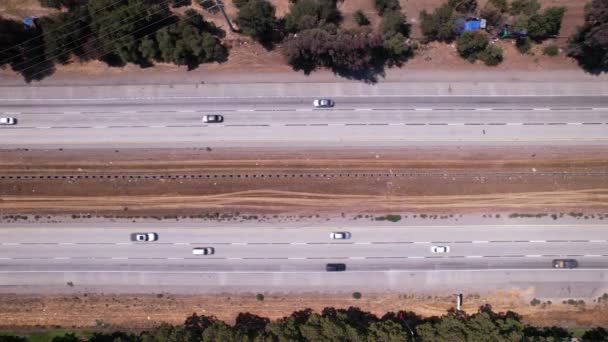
[1,224,607,295]
[1,81,608,147]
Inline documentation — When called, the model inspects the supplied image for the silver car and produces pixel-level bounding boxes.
[313,99,334,108]
[330,232,351,240]
[193,247,215,255]
[130,232,158,242]
[202,114,224,123]
[430,245,450,253]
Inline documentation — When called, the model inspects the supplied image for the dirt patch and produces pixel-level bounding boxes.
[1,290,607,330]
[0,146,606,216]
[0,0,60,19]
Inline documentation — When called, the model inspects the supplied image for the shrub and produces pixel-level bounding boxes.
[510,0,540,16]
[456,31,489,62]
[420,3,455,42]
[353,10,370,26]
[516,37,532,54]
[488,0,508,12]
[448,0,477,14]
[530,298,541,306]
[352,292,362,299]
[236,0,277,43]
[374,0,400,16]
[543,44,558,56]
[284,0,341,32]
[380,10,408,37]
[479,44,503,66]
[256,293,264,301]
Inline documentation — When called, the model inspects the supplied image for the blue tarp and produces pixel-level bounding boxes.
[464,20,481,31]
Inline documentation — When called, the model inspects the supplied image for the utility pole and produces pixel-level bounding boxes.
[200,0,237,32]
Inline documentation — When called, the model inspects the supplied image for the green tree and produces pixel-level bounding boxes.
[478,44,503,66]
[202,321,246,342]
[383,33,412,57]
[380,10,408,37]
[374,0,400,16]
[367,320,411,341]
[582,327,608,341]
[88,0,172,65]
[420,3,455,42]
[448,0,477,14]
[510,0,540,15]
[568,0,608,71]
[284,0,340,32]
[456,30,489,62]
[516,36,531,54]
[141,323,194,342]
[353,10,370,26]
[236,0,277,43]
[50,333,80,342]
[39,9,91,64]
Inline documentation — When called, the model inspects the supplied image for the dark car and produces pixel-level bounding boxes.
[552,259,578,269]
[326,263,346,272]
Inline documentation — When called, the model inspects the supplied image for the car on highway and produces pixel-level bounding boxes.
[193,247,215,255]
[330,231,351,240]
[130,232,158,242]
[430,245,450,253]
[0,117,17,125]
[552,259,578,269]
[202,114,224,123]
[313,99,334,108]
[326,263,346,272]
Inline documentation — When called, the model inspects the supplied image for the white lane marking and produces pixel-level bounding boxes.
[355,242,371,245]
[290,242,306,245]
[53,257,69,260]
[63,111,81,114]
[177,110,195,113]
[37,126,51,129]
[149,125,166,128]
[231,242,247,246]
[408,256,424,259]
[2,112,21,115]
[59,242,74,245]
[227,257,242,260]
[472,241,489,243]
[2,243,19,246]
[120,110,136,114]
[525,255,542,258]
[530,240,546,243]
[447,123,464,126]
[413,241,430,244]
[586,255,602,257]
[173,242,190,245]
[116,242,132,245]
[93,126,108,129]
[288,257,305,260]
[111,257,128,260]
[167,257,184,260]
[350,257,365,260]
[590,240,607,243]
[466,255,483,258]
[506,122,523,125]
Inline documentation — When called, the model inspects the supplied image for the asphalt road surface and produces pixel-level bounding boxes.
[2,93,608,147]
[1,224,607,295]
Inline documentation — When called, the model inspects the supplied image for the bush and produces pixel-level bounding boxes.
[352,292,362,299]
[256,293,264,301]
[448,0,477,14]
[543,44,558,56]
[236,0,278,43]
[374,0,400,16]
[284,0,341,32]
[380,10,408,37]
[420,3,455,42]
[510,0,540,16]
[488,0,508,12]
[456,31,489,61]
[478,44,503,66]
[480,4,504,28]
[516,37,532,54]
[530,298,541,306]
[353,10,370,26]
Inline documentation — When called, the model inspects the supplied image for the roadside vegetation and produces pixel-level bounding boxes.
[0,0,606,82]
[2,305,607,341]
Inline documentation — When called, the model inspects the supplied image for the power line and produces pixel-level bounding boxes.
[0,0,130,64]
[25,5,199,81]
[14,0,189,76]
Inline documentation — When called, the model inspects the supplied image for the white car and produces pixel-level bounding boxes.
[330,232,351,240]
[430,245,450,253]
[131,232,158,242]
[192,247,215,255]
[202,114,223,123]
[0,117,17,125]
[313,99,334,108]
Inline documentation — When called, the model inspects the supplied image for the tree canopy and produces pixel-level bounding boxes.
[568,0,608,72]
[235,0,278,44]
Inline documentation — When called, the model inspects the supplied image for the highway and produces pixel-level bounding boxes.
[1,97,608,147]
[1,224,607,295]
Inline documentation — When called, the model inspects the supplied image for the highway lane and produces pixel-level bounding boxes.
[1,224,607,293]
[1,96,608,147]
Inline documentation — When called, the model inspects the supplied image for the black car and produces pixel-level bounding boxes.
[326,263,346,272]
[552,259,578,269]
